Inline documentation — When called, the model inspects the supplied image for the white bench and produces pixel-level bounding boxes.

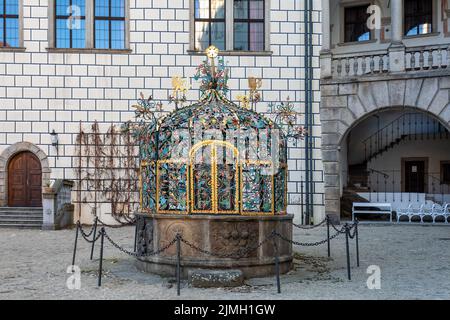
[352,202,392,223]
[397,203,450,223]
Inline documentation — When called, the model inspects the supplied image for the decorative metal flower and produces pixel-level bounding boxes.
[194,46,229,96]
[268,97,307,144]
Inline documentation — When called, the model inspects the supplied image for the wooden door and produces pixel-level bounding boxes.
[405,160,425,193]
[8,152,42,207]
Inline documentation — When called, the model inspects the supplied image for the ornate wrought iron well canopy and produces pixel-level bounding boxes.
[127,46,305,216]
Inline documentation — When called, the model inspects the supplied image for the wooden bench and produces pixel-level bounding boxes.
[352,202,392,223]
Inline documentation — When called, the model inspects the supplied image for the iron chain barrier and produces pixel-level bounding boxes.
[273,229,342,247]
[71,217,361,294]
[179,232,276,260]
[289,217,327,229]
[79,228,103,244]
[103,229,177,259]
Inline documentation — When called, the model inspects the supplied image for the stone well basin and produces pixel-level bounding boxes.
[134,213,293,278]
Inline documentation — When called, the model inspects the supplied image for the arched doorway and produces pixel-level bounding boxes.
[8,151,42,207]
[340,108,450,218]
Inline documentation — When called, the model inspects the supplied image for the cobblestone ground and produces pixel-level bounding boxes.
[0,223,449,300]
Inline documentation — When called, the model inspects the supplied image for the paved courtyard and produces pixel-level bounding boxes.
[0,223,449,300]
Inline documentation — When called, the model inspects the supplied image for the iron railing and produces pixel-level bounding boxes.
[362,113,448,163]
[345,169,450,204]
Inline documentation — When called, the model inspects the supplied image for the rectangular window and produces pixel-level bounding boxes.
[233,0,264,51]
[404,0,432,36]
[55,0,86,48]
[344,5,371,42]
[441,162,450,184]
[194,0,226,51]
[0,0,19,47]
[94,0,125,49]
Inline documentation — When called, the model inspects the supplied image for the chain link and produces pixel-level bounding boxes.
[103,229,176,258]
[348,223,358,239]
[273,229,342,247]
[290,218,327,230]
[89,219,358,260]
[97,217,135,229]
[76,221,96,238]
[77,224,102,243]
[329,221,349,234]
[179,232,276,259]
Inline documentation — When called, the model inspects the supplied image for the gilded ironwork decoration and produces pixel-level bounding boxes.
[125,46,300,216]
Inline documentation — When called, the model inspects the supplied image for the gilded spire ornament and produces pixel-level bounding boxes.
[169,76,190,110]
[237,76,262,111]
[194,45,229,96]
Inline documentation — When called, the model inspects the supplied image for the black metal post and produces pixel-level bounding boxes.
[300,182,304,225]
[134,221,138,253]
[90,217,98,260]
[345,223,351,280]
[355,220,360,267]
[176,234,181,296]
[98,227,105,287]
[72,222,79,271]
[326,216,331,258]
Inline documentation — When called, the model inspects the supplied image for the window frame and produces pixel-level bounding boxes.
[94,0,127,49]
[441,161,450,185]
[48,0,130,52]
[233,0,265,51]
[342,3,372,43]
[54,0,86,49]
[403,0,435,37]
[189,0,271,55]
[0,0,24,50]
[193,0,227,51]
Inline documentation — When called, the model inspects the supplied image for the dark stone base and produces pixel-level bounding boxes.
[188,269,244,288]
[134,213,293,279]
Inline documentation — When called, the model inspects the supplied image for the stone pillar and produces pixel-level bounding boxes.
[320,87,344,224]
[389,0,406,72]
[323,149,341,224]
[320,0,332,78]
[42,187,57,230]
[391,0,403,44]
[321,0,331,51]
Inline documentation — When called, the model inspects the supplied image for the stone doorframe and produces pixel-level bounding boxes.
[0,142,51,207]
[320,74,450,223]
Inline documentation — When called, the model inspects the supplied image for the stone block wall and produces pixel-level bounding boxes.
[0,0,324,223]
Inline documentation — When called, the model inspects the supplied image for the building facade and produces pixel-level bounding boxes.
[0,0,324,227]
[321,0,450,222]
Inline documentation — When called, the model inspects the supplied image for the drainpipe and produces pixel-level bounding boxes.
[304,0,315,224]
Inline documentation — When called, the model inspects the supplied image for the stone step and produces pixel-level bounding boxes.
[0,218,43,224]
[0,223,42,229]
[0,207,44,229]
[0,207,43,212]
[0,214,43,220]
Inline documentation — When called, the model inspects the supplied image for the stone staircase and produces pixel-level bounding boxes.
[341,188,370,219]
[0,207,43,229]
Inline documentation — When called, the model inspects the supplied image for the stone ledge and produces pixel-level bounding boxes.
[322,68,450,85]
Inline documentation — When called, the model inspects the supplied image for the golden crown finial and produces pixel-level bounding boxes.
[205,45,219,58]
